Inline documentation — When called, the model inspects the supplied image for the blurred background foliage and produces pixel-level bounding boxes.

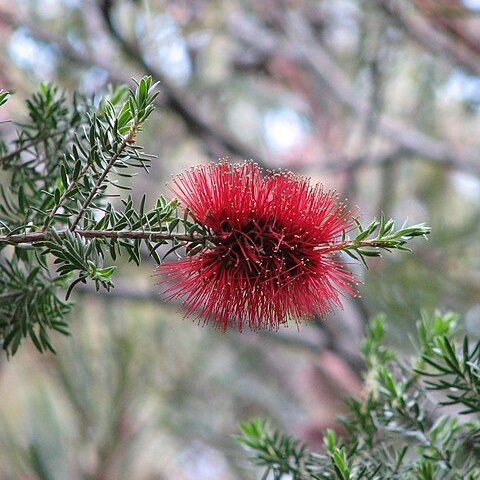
[0,0,480,478]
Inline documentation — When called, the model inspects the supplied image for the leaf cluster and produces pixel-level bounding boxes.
[0,256,70,355]
[417,314,480,415]
[237,418,312,480]
[342,213,431,266]
[238,312,480,479]
[0,89,11,108]
[0,77,173,355]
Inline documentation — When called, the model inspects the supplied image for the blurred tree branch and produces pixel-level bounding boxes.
[231,14,480,176]
[0,5,264,165]
[98,0,264,164]
[0,9,128,86]
[2,6,480,175]
[377,0,480,76]
[75,281,365,379]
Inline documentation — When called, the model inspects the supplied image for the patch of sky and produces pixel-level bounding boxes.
[135,13,192,86]
[179,442,230,480]
[466,304,480,337]
[79,67,110,97]
[263,107,311,155]
[33,0,63,19]
[8,29,57,80]
[442,70,480,108]
[450,171,480,199]
[322,0,360,52]
[463,0,480,11]
[66,30,86,55]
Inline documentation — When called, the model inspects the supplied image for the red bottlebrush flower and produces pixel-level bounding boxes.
[158,161,357,331]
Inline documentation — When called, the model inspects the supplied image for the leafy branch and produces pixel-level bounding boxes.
[1,216,428,254]
[69,77,158,232]
[237,418,315,480]
[0,77,168,355]
[0,258,70,355]
[0,229,203,245]
[238,313,480,479]
[310,213,430,263]
[319,213,431,266]
[417,330,480,414]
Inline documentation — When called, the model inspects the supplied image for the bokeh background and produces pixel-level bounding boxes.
[1,0,480,478]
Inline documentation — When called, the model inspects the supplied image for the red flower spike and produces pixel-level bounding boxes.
[157,161,357,331]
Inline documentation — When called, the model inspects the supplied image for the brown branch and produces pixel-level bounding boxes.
[42,159,91,232]
[0,229,205,245]
[69,134,131,231]
[0,129,68,165]
[0,6,267,166]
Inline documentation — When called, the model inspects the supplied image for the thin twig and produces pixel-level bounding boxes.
[0,229,204,245]
[69,135,130,232]
[42,160,91,232]
[0,291,22,300]
[0,129,68,165]
[0,228,417,257]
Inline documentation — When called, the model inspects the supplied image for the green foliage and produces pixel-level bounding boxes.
[0,77,167,355]
[238,312,480,479]
[417,313,480,414]
[341,213,431,266]
[42,229,117,300]
[0,256,70,355]
[0,89,11,108]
